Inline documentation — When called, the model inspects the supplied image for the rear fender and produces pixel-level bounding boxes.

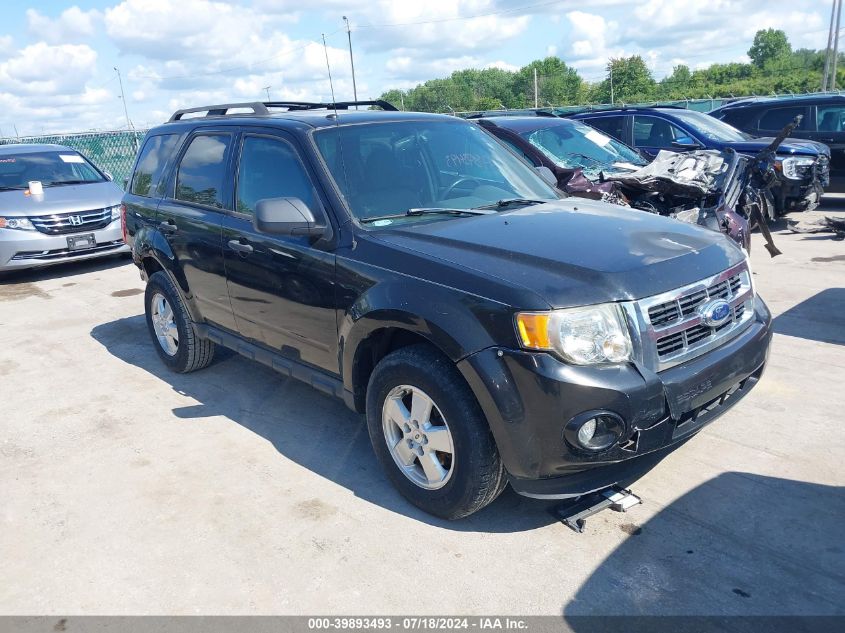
[134,228,203,323]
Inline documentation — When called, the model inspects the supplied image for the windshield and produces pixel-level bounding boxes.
[520,120,646,176]
[314,119,559,223]
[668,109,751,142]
[0,150,105,189]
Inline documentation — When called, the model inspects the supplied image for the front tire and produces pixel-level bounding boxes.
[365,344,506,519]
[144,270,214,373]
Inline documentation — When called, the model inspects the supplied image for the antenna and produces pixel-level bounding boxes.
[322,33,338,106]
[321,32,351,231]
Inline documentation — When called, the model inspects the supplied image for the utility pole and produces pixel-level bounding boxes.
[823,0,837,90]
[263,86,271,101]
[343,16,359,105]
[609,64,614,104]
[114,66,138,150]
[533,68,538,108]
[830,0,842,90]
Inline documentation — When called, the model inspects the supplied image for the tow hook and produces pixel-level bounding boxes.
[550,486,642,533]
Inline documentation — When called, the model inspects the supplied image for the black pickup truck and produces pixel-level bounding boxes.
[122,101,772,519]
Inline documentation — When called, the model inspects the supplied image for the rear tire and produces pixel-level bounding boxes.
[144,271,214,373]
[365,344,506,519]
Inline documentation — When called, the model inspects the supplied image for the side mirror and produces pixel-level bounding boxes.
[535,165,557,186]
[671,138,701,150]
[104,171,114,181]
[254,197,326,237]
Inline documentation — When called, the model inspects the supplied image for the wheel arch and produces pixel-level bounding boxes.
[136,233,203,323]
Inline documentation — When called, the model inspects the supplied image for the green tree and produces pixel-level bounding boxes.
[513,57,584,107]
[594,55,656,103]
[748,28,791,68]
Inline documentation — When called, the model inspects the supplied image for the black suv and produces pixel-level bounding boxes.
[123,101,772,519]
[711,94,845,192]
[568,106,830,215]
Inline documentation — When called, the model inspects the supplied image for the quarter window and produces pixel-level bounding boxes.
[236,136,317,215]
[131,134,179,197]
[175,134,231,209]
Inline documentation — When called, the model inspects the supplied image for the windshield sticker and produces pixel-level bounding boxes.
[585,130,611,147]
[59,154,85,163]
[371,219,394,226]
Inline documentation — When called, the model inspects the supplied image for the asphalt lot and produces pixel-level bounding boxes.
[1,198,844,616]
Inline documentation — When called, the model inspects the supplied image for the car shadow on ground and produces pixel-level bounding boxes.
[772,288,845,345]
[563,472,845,619]
[91,314,561,533]
[0,253,131,284]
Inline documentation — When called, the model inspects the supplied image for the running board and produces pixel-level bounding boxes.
[550,486,642,533]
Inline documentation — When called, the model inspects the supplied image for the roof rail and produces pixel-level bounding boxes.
[168,99,398,122]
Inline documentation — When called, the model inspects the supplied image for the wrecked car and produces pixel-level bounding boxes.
[475,115,756,251]
[569,106,829,216]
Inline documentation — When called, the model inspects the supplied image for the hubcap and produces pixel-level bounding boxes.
[381,385,454,490]
[151,292,179,356]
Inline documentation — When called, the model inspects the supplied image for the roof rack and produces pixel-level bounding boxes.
[168,99,398,122]
[461,109,560,119]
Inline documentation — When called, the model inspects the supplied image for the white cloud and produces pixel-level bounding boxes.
[26,7,100,44]
[0,42,98,96]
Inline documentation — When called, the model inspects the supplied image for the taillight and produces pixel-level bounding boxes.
[120,204,127,243]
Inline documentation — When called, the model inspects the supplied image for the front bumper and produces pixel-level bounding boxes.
[0,221,128,271]
[458,298,772,498]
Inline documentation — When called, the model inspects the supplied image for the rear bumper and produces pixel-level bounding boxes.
[0,221,128,271]
[458,298,772,498]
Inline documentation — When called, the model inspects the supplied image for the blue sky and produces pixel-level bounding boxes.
[0,0,834,135]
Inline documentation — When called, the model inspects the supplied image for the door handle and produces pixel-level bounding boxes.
[228,239,254,254]
[159,220,177,234]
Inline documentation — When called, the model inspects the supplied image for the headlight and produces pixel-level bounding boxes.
[109,205,121,221]
[515,303,633,365]
[0,216,35,230]
[780,156,815,180]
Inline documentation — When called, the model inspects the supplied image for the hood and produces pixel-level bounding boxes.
[370,199,744,308]
[0,181,123,217]
[721,137,828,157]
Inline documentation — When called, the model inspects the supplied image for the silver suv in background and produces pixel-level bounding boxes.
[0,144,127,273]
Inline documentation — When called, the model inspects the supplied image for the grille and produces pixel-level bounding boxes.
[637,262,755,371]
[29,208,113,235]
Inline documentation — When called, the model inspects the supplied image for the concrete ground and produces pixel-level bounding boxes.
[1,198,843,617]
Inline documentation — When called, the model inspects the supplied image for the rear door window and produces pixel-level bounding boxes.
[131,134,179,197]
[758,107,809,132]
[582,116,626,143]
[175,134,232,209]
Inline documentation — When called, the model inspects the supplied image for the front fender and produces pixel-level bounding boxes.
[339,278,516,396]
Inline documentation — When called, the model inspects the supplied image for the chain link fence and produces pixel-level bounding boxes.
[0,129,149,189]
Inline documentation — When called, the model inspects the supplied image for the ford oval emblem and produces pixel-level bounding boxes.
[698,299,732,327]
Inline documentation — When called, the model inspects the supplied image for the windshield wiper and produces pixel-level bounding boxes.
[475,198,549,210]
[44,180,95,186]
[0,185,28,191]
[360,207,492,223]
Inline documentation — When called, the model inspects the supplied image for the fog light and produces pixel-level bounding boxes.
[565,411,625,452]
[577,418,597,445]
